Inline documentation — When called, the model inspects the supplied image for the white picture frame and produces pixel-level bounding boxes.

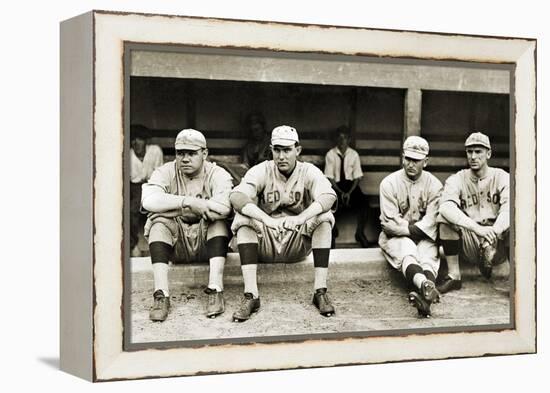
[60,10,536,381]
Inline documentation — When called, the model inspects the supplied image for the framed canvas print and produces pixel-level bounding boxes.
[60,10,536,381]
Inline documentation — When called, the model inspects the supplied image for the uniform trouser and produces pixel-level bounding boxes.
[231,211,335,263]
[439,223,509,265]
[145,216,222,263]
[378,231,440,278]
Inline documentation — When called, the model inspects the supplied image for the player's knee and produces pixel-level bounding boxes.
[314,221,332,235]
[148,222,174,244]
[401,254,419,274]
[236,225,258,244]
[439,223,459,240]
[312,221,332,249]
[207,219,229,238]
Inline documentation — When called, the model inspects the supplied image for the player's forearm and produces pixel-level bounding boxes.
[241,203,274,224]
[439,201,479,232]
[142,193,185,213]
[294,202,324,224]
[492,211,510,236]
[206,200,231,217]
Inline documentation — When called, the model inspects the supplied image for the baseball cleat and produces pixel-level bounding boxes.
[204,287,225,318]
[437,275,462,294]
[232,293,260,322]
[312,288,335,317]
[149,289,170,322]
[408,291,431,318]
[479,244,496,279]
[421,280,440,304]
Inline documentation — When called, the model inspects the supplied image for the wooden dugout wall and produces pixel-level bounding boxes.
[129,48,511,198]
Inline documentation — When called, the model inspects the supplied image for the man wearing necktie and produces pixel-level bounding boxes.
[324,126,370,248]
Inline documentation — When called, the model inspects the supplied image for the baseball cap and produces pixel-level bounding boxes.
[174,129,207,150]
[403,136,429,160]
[465,132,491,150]
[271,125,299,147]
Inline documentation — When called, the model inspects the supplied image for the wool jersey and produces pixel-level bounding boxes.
[234,160,336,216]
[142,160,233,209]
[438,167,509,227]
[379,169,443,241]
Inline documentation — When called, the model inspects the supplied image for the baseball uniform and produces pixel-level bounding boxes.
[379,169,443,275]
[231,160,336,262]
[438,167,510,264]
[142,160,233,262]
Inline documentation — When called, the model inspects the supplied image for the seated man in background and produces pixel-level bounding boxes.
[379,136,443,317]
[229,125,337,322]
[324,126,369,248]
[437,132,510,293]
[209,112,271,186]
[242,111,272,169]
[129,125,164,257]
[141,129,233,322]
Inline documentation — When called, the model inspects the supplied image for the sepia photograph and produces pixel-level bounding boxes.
[124,44,513,348]
[59,10,536,381]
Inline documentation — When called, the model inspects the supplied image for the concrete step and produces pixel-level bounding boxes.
[130,248,510,290]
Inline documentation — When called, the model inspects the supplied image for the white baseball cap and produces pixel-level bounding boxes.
[175,129,207,150]
[465,132,491,150]
[403,136,429,160]
[271,125,299,147]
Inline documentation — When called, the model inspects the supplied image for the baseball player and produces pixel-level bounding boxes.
[437,132,510,293]
[229,125,338,321]
[141,129,233,321]
[378,136,443,317]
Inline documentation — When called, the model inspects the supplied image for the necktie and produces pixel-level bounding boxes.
[339,153,346,183]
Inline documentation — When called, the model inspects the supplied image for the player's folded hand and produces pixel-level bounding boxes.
[188,198,210,220]
[281,216,305,231]
[475,225,497,244]
[265,217,284,232]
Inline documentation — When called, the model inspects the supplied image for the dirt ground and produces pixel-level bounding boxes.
[129,272,510,345]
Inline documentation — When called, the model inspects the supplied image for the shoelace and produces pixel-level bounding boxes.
[153,295,167,307]
[238,296,253,311]
[318,292,330,304]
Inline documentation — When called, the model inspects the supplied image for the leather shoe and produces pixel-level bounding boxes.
[149,289,170,322]
[204,287,225,318]
[233,293,260,322]
[312,288,335,317]
[437,275,462,294]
